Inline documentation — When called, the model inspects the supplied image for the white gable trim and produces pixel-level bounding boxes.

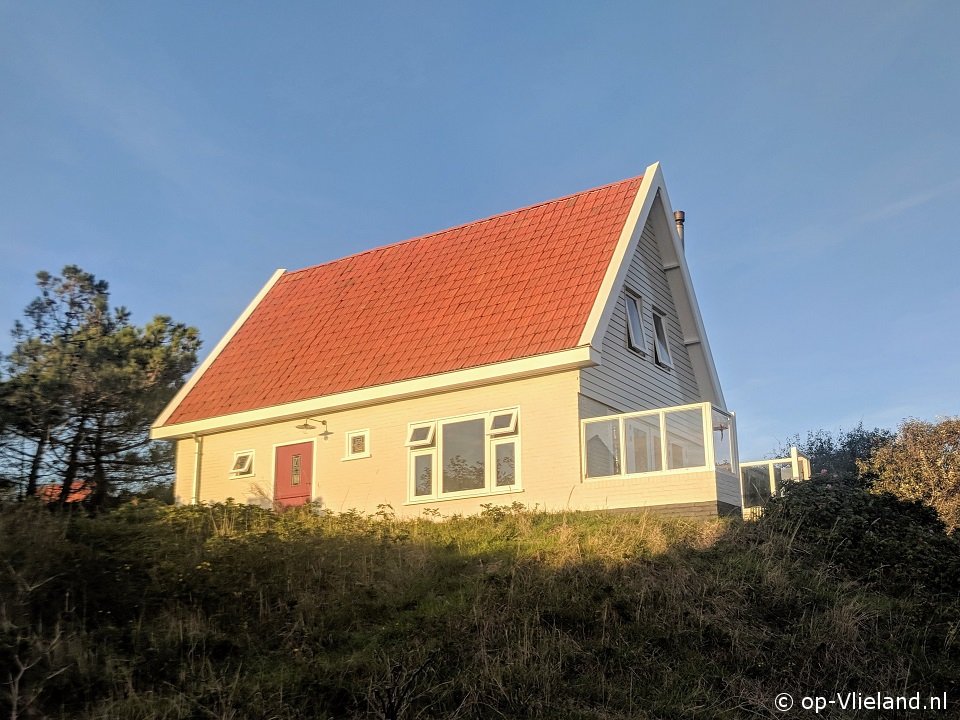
[578,168,659,348]
[577,162,726,408]
[152,268,287,428]
[150,345,600,440]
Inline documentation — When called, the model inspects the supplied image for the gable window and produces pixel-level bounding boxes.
[343,429,371,460]
[231,450,255,477]
[624,292,647,354]
[651,310,673,369]
[406,409,520,502]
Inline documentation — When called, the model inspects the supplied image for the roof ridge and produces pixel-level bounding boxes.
[284,174,643,277]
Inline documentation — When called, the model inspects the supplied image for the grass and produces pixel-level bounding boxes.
[2,486,959,719]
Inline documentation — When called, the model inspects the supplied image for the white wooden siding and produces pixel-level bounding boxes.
[578,393,622,419]
[580,218,702,414]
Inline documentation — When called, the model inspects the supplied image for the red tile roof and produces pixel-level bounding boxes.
[38,481,91,503]
[166,176,642,425]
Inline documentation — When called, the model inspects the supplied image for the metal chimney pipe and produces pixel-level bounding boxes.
[674,210,685,249]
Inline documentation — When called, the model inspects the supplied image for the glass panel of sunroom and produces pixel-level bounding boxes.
[625,414,662,473]
[441,418,485,492]
[742,466,771,507]
[585,420,621,478]
[664,407,706,470]
[773,463,794,494]
[712,408,733,473]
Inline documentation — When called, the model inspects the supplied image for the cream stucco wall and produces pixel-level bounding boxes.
[173,369,736,518]
[176,370,580,517]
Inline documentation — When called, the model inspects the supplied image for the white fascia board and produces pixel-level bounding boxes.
[577,163,660,348]
[150,345,600,440]
[152,269,287,429]
[653,176,726,409]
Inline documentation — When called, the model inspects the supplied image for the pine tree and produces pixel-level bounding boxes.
[0,266,200,506]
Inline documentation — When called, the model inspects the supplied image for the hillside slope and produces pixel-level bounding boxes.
[2,482,959,719]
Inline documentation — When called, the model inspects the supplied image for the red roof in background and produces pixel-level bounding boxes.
[166,176,642,425]
[38,482,91,503]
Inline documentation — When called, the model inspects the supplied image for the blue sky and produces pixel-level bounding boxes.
[1,1,958,458]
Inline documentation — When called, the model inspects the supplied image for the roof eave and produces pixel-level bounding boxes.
[150,344,600,440]
[151,268,287,430]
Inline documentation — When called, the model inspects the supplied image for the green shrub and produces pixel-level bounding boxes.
[762,477,960,596]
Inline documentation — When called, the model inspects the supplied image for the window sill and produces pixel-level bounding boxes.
[341,453,371,461]
[231,473,257,479]
[404,487,524,505]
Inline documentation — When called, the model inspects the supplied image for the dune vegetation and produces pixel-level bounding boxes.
[2,480,959,719]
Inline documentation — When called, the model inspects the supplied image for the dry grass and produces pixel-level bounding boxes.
[1,495,958,719]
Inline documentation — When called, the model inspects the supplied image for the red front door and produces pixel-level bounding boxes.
[274,442,313,507]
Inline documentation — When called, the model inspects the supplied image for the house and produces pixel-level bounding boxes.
[150,162,743,519]
[37,481,91,504]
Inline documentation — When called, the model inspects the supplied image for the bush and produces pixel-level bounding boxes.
[762,477,960,596]
[860,417,960,531]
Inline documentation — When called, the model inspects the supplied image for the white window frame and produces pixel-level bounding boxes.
[487,408,519,436]
[406,409,521,503]
[581,403,715,481]
[624,290,647,355]
[490,435,520,490]
[409,448,436,500]
[405,421,436,447]
[651,309,674,369]
[342,429,371,461]
[231,449,255,477]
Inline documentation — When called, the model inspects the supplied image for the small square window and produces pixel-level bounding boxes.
[624,293,647,354]
[488,409,518,435]
[343,430,371,460]
[406,422,436,447]
[651,310,673,369]
[231,450,255,477]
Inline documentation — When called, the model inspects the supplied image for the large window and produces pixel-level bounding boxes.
[407,409,520,501]
[442,418,485,492]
